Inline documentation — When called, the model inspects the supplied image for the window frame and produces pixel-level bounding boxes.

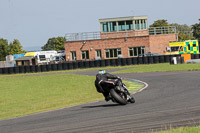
[81,50,89,60]
[70,51,77,61]
[105,48,121,59]
[129,46,145,57]
[95,49,102,58]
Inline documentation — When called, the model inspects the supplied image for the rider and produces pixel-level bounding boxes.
[95,70,133,102]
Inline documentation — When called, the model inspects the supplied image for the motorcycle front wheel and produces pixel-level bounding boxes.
[110,89,127,105]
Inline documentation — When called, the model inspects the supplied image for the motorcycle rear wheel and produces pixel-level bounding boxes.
[110,89,127,105]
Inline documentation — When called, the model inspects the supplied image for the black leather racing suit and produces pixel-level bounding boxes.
[95,73,130,100]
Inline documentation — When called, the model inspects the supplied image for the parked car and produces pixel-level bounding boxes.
[139,52,161,57]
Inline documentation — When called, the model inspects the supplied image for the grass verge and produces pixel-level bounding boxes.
[0,74,102,120]
[0,74,142,120]
[113,63,200,73]
[154,126,200,133]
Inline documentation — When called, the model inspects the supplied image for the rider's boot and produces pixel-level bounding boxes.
[105,96,111,101]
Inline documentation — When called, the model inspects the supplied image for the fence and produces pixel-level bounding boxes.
[1,54,199,75]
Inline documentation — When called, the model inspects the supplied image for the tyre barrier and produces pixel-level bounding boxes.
[77,62,82,69]
[121,58,126,66]
[148,56,154,64]
[13,67,19,74]
[143,57,148,64]
[126,58,132,65]
[194,54,199,59]
[132,58,138,65]
[19,66,25,73]
[8,67,14,74]
[138,57,143,64]
[110,59,117,66]
[117,59,122,66]
[35,65,41,72]
[105,59,110,66]
[68,63,73,70]
[100,60,105,67]
[94,60,100,67]
[52,64,58,71]
[2,68,8,74]
[89,61,95,68]
[62,63,68,70]
[73,62,78,69]
[153,56,159,64]
[57,63,62,70]
[164,55,170,63]
[84,61,90,68]
[159,56,165,63]
[30,66,35,72]
[0,68,2,74]
[41,65,47,72]
[46,64,51,71]
[25,66,30,73]
[1,55,193,75]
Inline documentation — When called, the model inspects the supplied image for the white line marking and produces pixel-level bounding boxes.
[124,78,149,94]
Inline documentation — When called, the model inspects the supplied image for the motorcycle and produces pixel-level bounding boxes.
[101,79,135,105]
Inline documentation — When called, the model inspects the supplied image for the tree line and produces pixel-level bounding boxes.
[0,36,66,61]
[149,19,200,41]
[0,19,200,61]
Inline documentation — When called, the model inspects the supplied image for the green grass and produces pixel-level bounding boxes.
[154,126,200,133]
[0,74,142,120]
[113,63,200,73]
[0,74,103,120]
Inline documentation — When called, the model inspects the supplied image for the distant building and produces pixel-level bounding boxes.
[65,16,177,61]
[15,50,65,66]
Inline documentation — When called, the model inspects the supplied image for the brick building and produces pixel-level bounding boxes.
[65,16,177,61]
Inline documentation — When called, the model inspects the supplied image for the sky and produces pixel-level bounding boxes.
[0,0,200,51]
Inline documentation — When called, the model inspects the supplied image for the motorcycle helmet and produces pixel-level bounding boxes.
[98,70,105,74]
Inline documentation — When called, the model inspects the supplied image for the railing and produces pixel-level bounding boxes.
[148,26,176,35]
[65,32,101,41]
[65,26,177,41]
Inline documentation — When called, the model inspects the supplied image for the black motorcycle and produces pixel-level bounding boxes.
[101,79,135,105]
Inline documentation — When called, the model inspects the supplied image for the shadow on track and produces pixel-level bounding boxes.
[82,103,121,109]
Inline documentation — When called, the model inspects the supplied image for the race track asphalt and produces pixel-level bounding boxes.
[1,70,200,133]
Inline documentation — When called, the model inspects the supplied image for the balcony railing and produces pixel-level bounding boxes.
[148,26,176,35]
[65,26,176,41]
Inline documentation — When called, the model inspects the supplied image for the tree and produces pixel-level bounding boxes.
[172,23,193,41]
[192,19,200,42]
[149,19,171,27]
[0,38,9,61]
[9,39,26,55]
[41,36,66,51]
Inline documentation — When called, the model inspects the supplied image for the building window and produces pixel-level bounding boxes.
[82,50,89,60]
[39,55,46,61]
[109,22,117,32]
[105,48,121,58]
[135,20,140,30]
[102,22,108,32]
[95,50,102,58]
[129,47,145,57]
[126,21,133,30]
[118,21,126,31]
[70,51,76,60]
